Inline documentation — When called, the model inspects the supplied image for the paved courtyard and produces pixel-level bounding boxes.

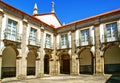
[2,74,120,83]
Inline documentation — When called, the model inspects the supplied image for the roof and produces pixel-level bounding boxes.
[0,1,120,30]
[0,1,54,29]
[57,8,120,29]
[33,12,62,28]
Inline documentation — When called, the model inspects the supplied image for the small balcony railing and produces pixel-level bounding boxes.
[57,40,70,49]
[102,31,120,43]
[76,37,93,47]
[28,38,41,47]
[4,29,22,42]
[45,42,54,49]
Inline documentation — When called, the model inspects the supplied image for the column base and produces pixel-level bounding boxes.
[70,72,79,76]
[94,72,105,76]
[17,74,26,80]
[36,73,44,78]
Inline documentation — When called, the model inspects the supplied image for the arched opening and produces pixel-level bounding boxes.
[104,45,120,74]
[79,49,93,74]
[2,46,17,78]
[27,50,36,75]
[44,54,50,74]
[60,54,70,74]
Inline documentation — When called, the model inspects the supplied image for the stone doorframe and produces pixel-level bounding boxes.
[57,49,71,75]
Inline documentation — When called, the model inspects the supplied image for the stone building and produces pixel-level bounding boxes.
[0,1,120,81]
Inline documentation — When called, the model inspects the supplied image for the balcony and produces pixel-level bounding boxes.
[76,37,93,47]
[44,42,54,50]
[102,31,120,43]
[57,40,70,50]
[3,29,22,48]
[28,37,41,47]
[4,29,22,42]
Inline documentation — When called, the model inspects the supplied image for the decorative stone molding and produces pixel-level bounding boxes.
[27,44,40,52]
[76,57,80,60]
[3,39,21,49]
[36,57,40,60]
[50,59,54,61]
[56,59,59,61]
[16,56,22,59]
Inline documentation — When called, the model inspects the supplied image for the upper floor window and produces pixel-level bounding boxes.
[80,29,89,46]
[45,34,51,48]
[106,22,118,41]
[81,29,89,42]
[29,27,37,45]
[61,34,68,47]
[7,19,17,41]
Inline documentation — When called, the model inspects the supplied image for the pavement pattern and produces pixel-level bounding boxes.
[2,74,120,83]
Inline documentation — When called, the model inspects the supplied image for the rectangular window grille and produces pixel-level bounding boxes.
[45,34,51,48]
[29,28,37,45]
[80,29,89,45]
[7,19,17,41]
[106,22,118,42]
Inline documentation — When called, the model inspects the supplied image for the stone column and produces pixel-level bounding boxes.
[53,34,57,75]
[39,27,44,77]
[70,30,79,75]
[16,56,22,79]
[49,59,54,75]
[76,58,79,75]
[17,20,28,79]
[36,29,41,77]
[0,55,2,81]
[118,19,120,37]
[0,9,3,81]
[94,24,104,75]
[36,56,40,77]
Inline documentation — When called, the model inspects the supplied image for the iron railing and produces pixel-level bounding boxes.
[76,36,93,47]
[57,40,70,49]
[4,29,22,42]
[45,42,54,49]
[102,31,120,43]
[28,37,41,47]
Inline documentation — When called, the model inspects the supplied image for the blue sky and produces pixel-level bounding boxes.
[3,0,120,24]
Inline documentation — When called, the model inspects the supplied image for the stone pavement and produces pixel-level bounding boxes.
[2,74,120,83]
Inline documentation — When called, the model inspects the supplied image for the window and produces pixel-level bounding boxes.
[81,29,89,45]
[7,19,17,41]
[106,22,118,41]
[45,34,51,48]
[29,28,37,45]
[61,34,68,47]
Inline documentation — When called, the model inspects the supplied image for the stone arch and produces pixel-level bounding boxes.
[78,48,94,74]
[2,46,18,78]
[27,50,37,75]
[104,45,120,74]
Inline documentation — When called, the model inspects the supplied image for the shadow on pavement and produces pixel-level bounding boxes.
[105,74,120,83]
